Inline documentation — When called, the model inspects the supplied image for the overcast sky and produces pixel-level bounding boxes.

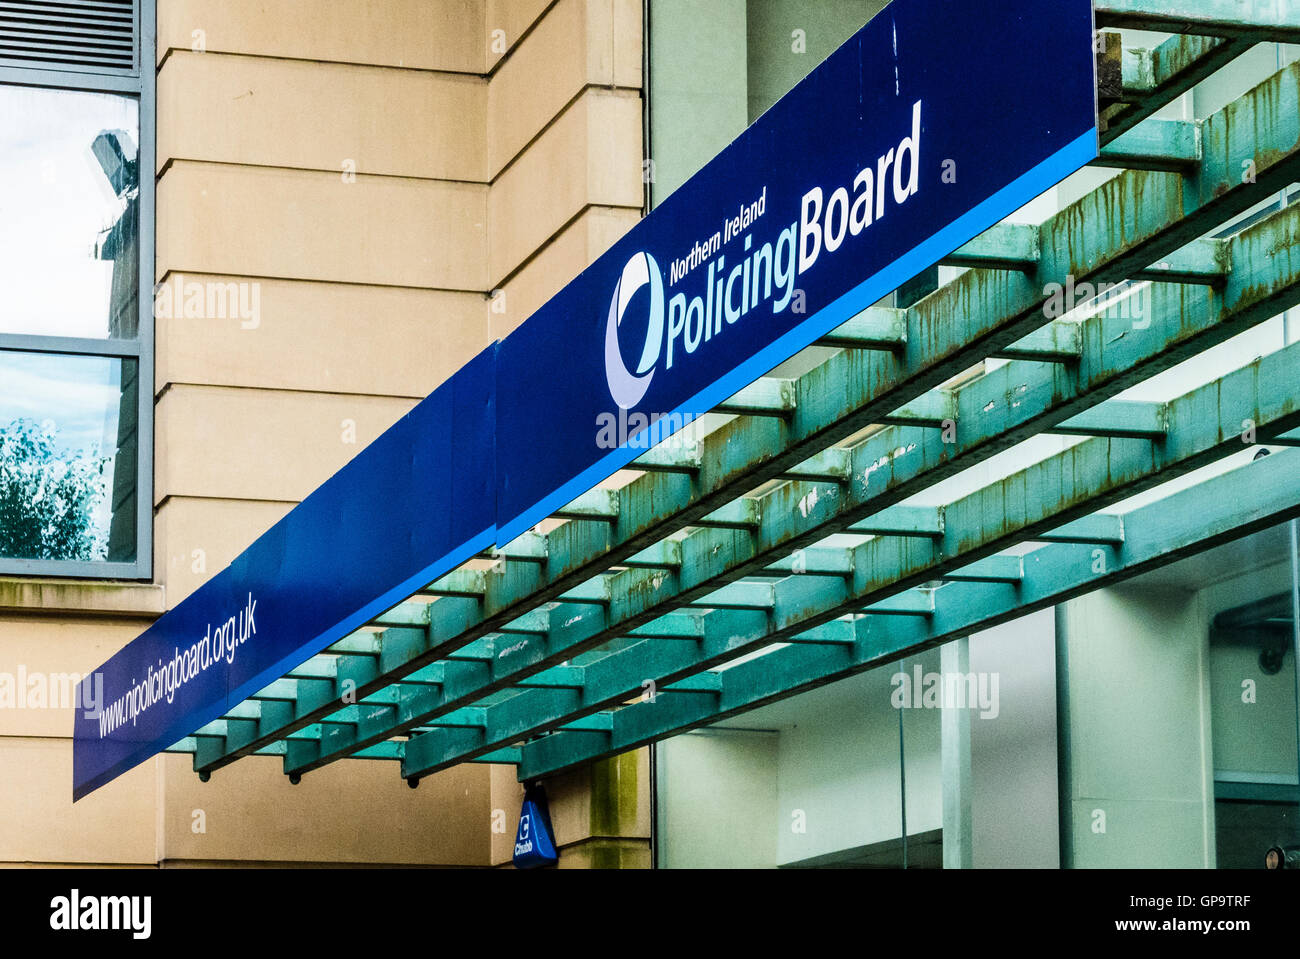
[0,84,136,339]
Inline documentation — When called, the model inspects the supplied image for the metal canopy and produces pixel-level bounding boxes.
[171,0,1300,790]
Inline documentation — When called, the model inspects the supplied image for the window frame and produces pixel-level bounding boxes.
[0,0,155,580]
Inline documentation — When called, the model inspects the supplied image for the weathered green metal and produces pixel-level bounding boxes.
[813,307,906,350]
[943,223,1039,270]
[1096,0,1300,40]
[176,38,1300,788]
[992,322,1082,363]
[278,191,1300,781]
[203,181,1300,778]
[1133,239,1229,285]
[715,378,797,417]
[395,347,1300,780]
[1104,33,1253,143]
[1096,119,1201,173]
[1094,0,1291,144]
[517,448,1300,779]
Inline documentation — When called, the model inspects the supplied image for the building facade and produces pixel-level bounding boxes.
[1,0,1298,869]
[2,0,647,869]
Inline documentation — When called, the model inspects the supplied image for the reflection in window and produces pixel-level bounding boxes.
[0,352,137,562]
[0,85,139,340]
[1204,522,1300,868]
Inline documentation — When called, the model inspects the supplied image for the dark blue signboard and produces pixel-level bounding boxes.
[72,348,497,801]
[494,0,1098,541]
[75,0,1098,799]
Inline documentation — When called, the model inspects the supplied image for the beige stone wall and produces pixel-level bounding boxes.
[0,0,648,868]
[0,608,160,867]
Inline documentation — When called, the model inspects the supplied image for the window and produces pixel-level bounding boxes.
[0,0,153,577]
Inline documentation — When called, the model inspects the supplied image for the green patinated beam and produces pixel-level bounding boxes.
[716,378,796,417]
[632,440,703,474]
[552,488,620,522]
[940,556,1024,584]
[517,448,1300,779]
[254,187,1300,780]
[1134,238,1229,285]
[1105,33,1253,143]
[943,223,1038,271]
[1096,0,1300,41]
[813,306,905,350]
[994,322,1082,362]
[192,66,1300,780]
[1049,400,1167,439]
[1096,119,1202,173]
[396,349,1300,779]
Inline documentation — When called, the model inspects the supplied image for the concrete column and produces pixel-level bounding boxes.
[941,638,973,869]
[1056,585,1216,867]
[647,0,749,205]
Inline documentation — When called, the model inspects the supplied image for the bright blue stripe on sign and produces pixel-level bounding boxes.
[494,127,1099,544]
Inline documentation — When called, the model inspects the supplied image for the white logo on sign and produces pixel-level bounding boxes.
[515,811,534,856]
[604,252,665,409]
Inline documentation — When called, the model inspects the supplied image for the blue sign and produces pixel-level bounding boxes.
[73,347,497,801]
[75,0,1098,799]
[513,784,560,869]
[494,0,1098,541]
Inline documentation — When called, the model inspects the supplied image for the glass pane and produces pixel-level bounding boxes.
[0,350,138,563]
[0,85,140,339]
[1206,519,1300,868]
